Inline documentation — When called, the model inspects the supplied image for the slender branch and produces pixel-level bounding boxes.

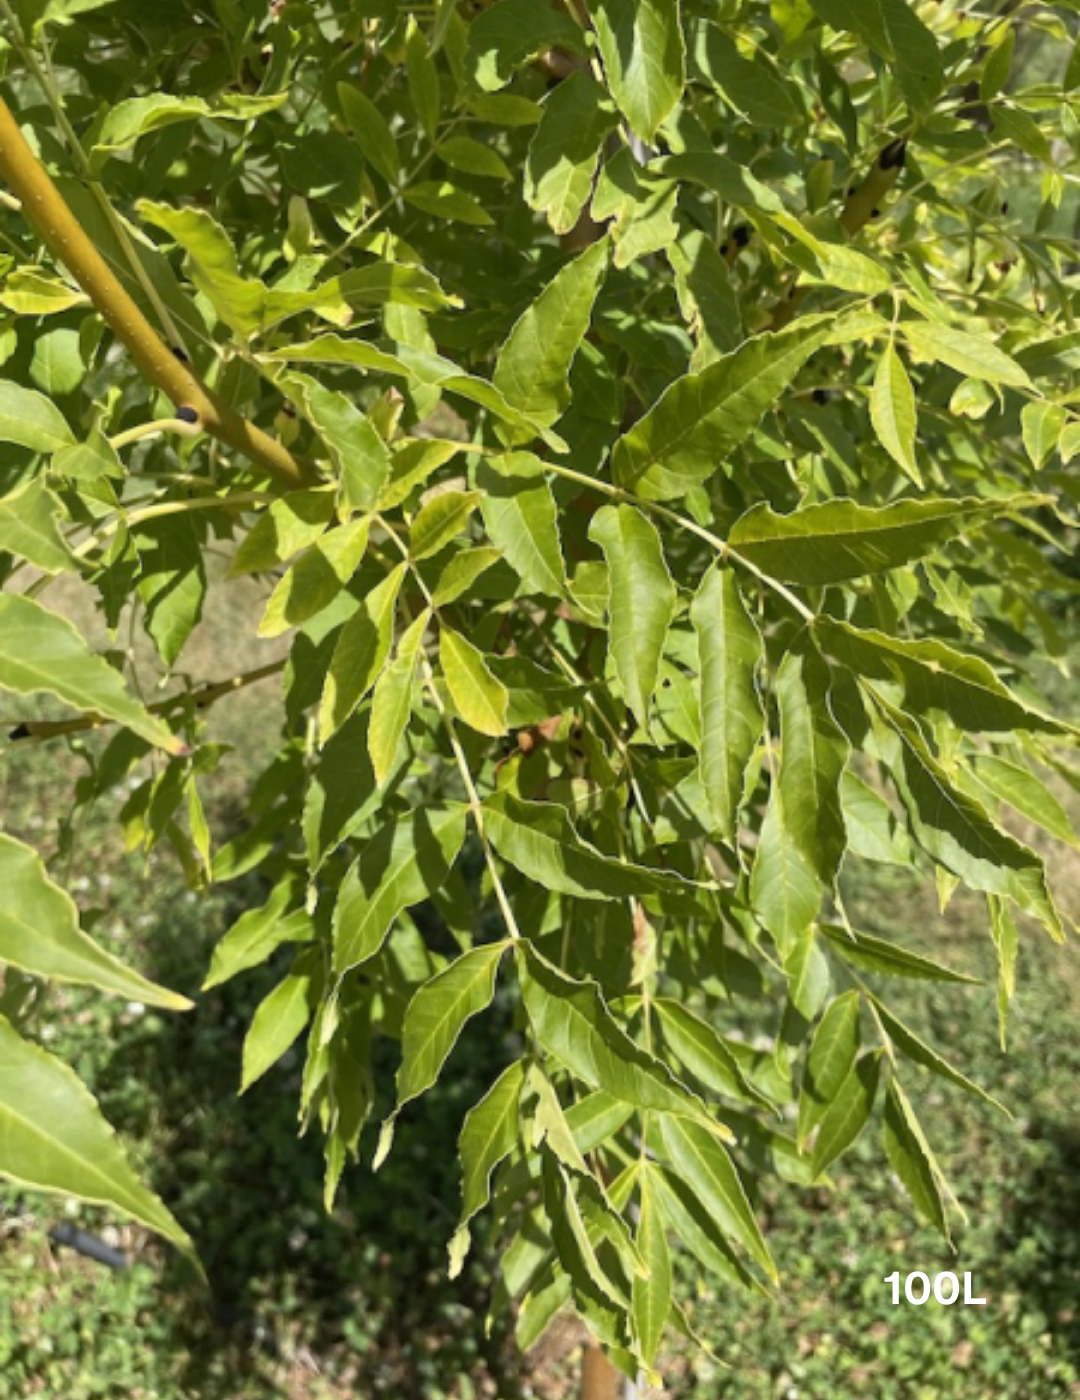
[0,95,314,491]
[540,459,817,623]
[4,660,286,744]
[377,515,524,941]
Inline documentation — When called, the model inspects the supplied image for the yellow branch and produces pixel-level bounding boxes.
[0,96,315,492]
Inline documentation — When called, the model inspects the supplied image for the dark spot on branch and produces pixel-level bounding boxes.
[879,139,908,171]
[176,405,199,425]
[8,723,30,740]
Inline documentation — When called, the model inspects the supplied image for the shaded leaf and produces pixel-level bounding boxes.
[589,504,676,729]
[319,563,405,741]
[613,316,835,501]
[485,791,696,902]
[332,806,468,975]
[731,496,1020,586]
[478,453,567,598]
[449,1061,525,1278]
[494,239,608,428]
[691,564,764,838]
[811,1052,880,1177]
[883,1078,950,1238]
[369,609,429,783]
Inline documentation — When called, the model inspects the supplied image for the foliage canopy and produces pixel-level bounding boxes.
[0,0,1078,1379]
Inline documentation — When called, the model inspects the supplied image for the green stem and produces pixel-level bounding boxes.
[540,459,817,623]
[376,515,524,941]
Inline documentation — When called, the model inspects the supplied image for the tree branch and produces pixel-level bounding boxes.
[4,661,286,745]
[0,95,315,492]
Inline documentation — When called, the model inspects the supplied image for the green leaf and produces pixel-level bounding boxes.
[750,647,848,954]
[203,881,312,990]
[588,504,676,729]
[840,771,912,866]
[332,806,468,975]
[869,995,1008,1114]
[653,151,783,214]
[0,832,189,1008]
[970,755,1079,848]
[464,0,585,92]
[633,1167,672,1369]
[259,518,371,638]
[811,1052,880,1177]
[431,546,503,607]
[648,1163,762,1293]
[525,73,619,236]
[241,953,319,1092]
[438,135,512,181]
[784,927,831,1021]
[404,182,495,227]
[493,239,608,428]
[388,941,508,1127]
[294,377,391,513]
[0,380,75,453]
[593,0,685,143]
[92,93,285,158]
[137,200,264,336]
[870,343,922,486]
[319,563,405,741]
[449,1061,525,1278]
[731,496,1021,586]
[338,82,400,185]
[0,1015,196,1262]
[871,696,1061,936]
[369,610,429,784]
[519,944,726,1137]
[302,710,387,874]
[819,924,978,984]
[669,229,744,365]
[405,17,441,141]
[690,564,764,838]
[806,0,943,116]
[409,490,482,562]
[477,453,567,598]
[820,619,1070,735]
[612,316,835,501]
[261,336,552,443]
[883,1078,950,1239]
[988,894,1018,1051]
[656,1115,776,1281]
[0,268,87,315]
[484,791,695,902]
[133,515,206,668]
[230,489,337,576]
[440,627,509,737]
[0,479,74,573]
[0,595,183,754]
[654,999,771,1109]
[798,990,859,1145]
[691,21,800,128]
[1021,400,1065,470]
[901,320,1032,388]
